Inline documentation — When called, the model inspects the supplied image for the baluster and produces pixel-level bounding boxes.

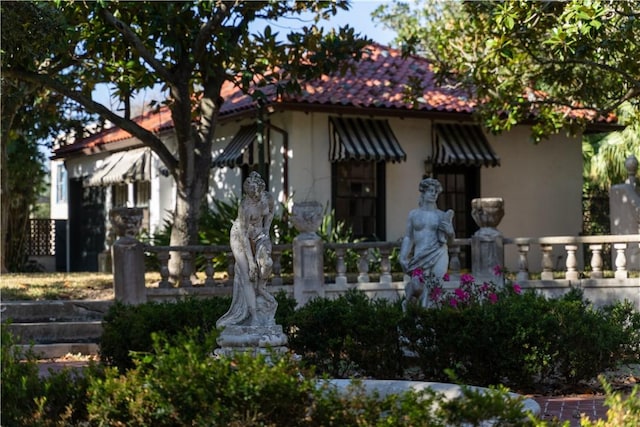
[180,251,193,287]
[158,251,171,288]
[335,247,347,286]
[227,252,235,286]
[565,245,579,281]
[614,243,628,279]
[448,245,461,275]
[540,245,554,280]
[357,249,370,283]
[516,244,530,282]
[589,244,603,279]
[271,249,282,286]
[204,252,215,287]
[379,247,392,285]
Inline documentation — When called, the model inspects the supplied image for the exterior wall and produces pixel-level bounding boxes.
[208,113,584,266]
[52,112,585,274]
[482,128,584,271]
[50,158,68,220]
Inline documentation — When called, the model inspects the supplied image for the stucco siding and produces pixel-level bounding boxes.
[482,127,584,271]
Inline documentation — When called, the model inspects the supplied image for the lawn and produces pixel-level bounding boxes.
[0,272,158,301]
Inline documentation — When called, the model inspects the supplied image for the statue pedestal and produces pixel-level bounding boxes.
[215,325,288,357]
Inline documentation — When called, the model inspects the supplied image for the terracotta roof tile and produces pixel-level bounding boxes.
[55,43,615,155]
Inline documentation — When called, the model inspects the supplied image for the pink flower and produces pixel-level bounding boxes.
[493,265,504,276]
[449,297,458,307]
[488,293,498,304]
[429,286,443,302]
[411,268,425,283]
[454,288,470,301]
[512,284,522,294]
[480,283,490,292]
[460,273,475,286]
[443,273,450,282]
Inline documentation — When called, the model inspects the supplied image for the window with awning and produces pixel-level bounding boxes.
[211,124,271,168]
[329,116,406,163]
[433,123,500,167]
[85,147,151,187]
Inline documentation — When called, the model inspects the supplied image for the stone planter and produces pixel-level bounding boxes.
[291,201,324,236]
[471,198,504,231]
[109,207,143,239]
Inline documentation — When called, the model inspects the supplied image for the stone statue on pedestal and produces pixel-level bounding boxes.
[215,172,287,356]
[400,178,454,308]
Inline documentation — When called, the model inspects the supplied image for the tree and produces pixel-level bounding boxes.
[373,0,640,141]
[584,104,640,191]
[1,1,97,272]
[2,1,369,275]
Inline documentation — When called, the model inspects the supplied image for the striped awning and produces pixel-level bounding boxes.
[85,147,151,186]
[433,124,500,167]
[329,117,406,163]
[212,124,270,168]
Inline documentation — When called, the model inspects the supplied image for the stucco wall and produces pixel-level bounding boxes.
[208,113,584,270]
[482,128,584,271]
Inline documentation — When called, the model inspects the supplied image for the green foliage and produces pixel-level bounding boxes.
[399,288,638,392]
[99,296,230,372]
[288,289,405,379]
[374,0,640,141]
[87,329,540,427]
[4,136,47,271]
[99,292,297,372]
[582,378,640,427]
[1,324,102,426]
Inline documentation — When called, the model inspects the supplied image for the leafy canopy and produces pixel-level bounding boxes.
[374,0,640,141]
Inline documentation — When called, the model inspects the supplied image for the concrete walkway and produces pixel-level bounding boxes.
[36,359,613,425]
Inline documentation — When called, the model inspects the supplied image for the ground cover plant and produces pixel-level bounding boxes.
[3,323,639,426]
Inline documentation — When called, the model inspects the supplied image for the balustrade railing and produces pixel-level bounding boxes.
[142,234,639,289]
[504,235,640,281]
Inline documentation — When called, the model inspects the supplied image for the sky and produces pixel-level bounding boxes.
[94,1,397,110]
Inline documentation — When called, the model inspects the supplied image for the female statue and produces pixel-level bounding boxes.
[217,172,277,327]
[400,177,455,307]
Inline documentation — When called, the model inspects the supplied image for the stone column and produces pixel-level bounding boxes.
[291,201,325,306]
[471,198,505,285]
[110,207,146,304]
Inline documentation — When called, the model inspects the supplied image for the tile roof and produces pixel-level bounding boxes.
[54,43,617,156]
[218,43,475,116]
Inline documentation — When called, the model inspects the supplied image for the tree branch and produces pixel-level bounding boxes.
[3,68,178,173]
[98,8,174,83]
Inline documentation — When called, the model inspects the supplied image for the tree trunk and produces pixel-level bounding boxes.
[167,134,213,282]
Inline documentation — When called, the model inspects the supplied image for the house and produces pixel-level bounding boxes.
[50,44,617,272]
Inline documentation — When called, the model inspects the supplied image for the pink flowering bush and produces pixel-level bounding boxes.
[409,265,522,309]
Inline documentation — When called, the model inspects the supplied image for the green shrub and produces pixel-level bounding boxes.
[288,289,405,379]
[580,378,640,427]
[399,287,638,392]
[99,296,231,371]
[88,329,538,427]
[1,324,102,426]
[100,292,297,372]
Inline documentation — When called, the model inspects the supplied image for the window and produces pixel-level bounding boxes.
[433,166,480,268]
[56,164,67,203]
[333,161,385,240]
[113,184,128,207]
[135,181,151,207]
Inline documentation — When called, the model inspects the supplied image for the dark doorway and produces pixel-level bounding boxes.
[68,179,106,271]
[433,166,480,269]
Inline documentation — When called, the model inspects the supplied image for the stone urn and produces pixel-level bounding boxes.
[109,207,143,239]
[291,201,324,236]
[471,198,504,231]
